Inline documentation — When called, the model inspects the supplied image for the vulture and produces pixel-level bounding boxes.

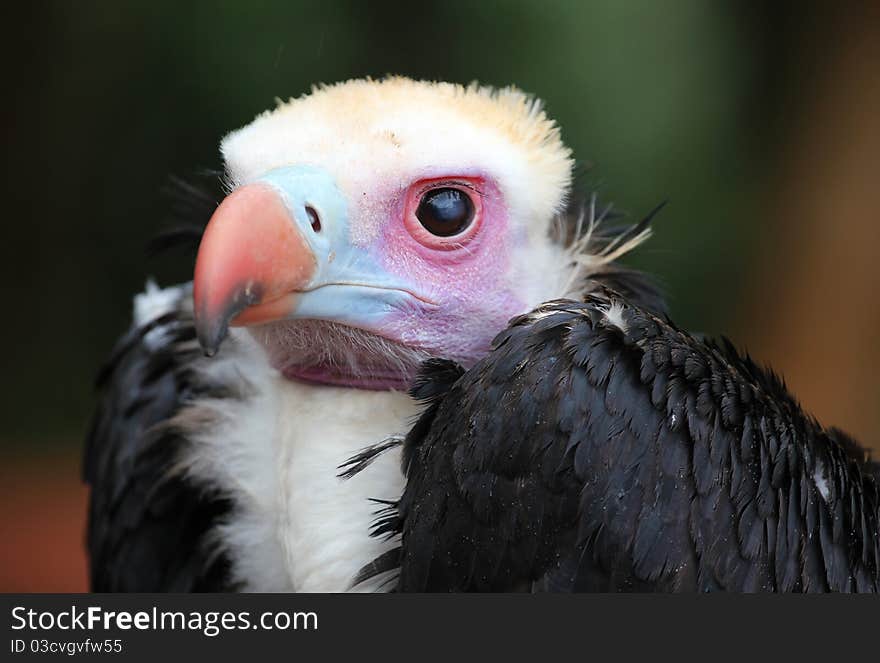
[85,77,880,593]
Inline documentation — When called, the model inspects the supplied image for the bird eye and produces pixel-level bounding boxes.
[415,188,475,237]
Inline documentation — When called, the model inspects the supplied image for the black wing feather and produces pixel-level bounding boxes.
[366,290,880,592]
[83,294,234,591]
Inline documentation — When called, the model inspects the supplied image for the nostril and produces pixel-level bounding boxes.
[305,206,321,233]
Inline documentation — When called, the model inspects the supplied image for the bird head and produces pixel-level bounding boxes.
[193,77,577,389]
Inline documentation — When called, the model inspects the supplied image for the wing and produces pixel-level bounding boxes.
[83,283,234,591]
[367,290,880,592]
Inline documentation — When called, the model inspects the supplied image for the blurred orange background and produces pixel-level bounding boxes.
[2,1,878,592]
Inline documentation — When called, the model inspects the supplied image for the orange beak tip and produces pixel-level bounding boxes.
[191,182,318,356]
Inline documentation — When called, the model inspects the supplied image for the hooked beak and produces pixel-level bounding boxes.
[193,165,432,359]
[193,183,316,356]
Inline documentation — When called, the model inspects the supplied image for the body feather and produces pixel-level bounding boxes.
[357,290,880,592]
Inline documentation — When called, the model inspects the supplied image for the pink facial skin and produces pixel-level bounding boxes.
[369,173,528,367]
[285,363,418,390]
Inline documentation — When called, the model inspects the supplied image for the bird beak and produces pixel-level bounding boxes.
[193,165,427,358]
[193,183,317,356]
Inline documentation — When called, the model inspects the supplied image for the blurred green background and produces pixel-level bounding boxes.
[1,1,878,590]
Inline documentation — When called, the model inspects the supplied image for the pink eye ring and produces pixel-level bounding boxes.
[404,178,483,250]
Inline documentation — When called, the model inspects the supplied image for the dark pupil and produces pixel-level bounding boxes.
[415,188,474,237]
